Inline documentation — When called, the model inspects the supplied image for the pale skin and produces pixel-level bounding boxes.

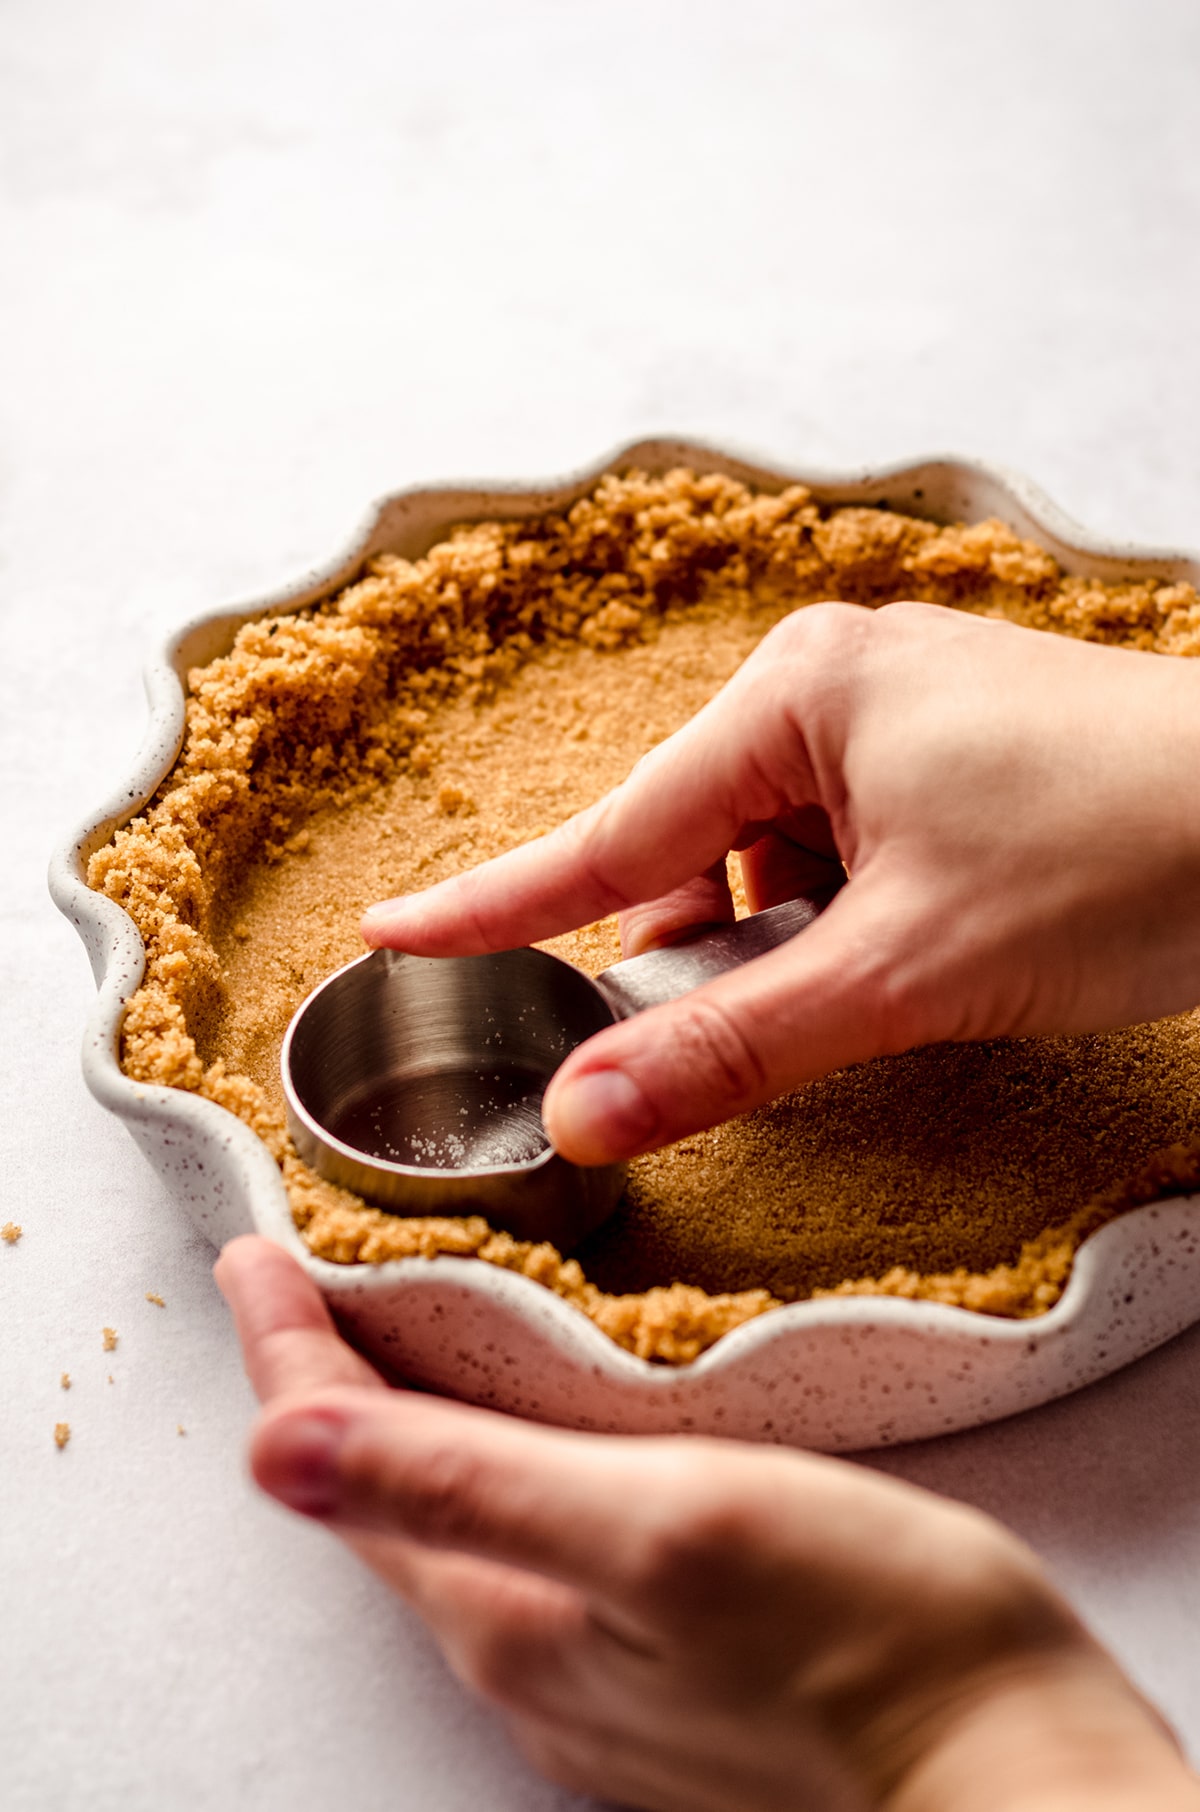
[221,602,1200,1809]
[363,599,1200,1165]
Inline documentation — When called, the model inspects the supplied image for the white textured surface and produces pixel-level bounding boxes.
[3,1,1199,1806]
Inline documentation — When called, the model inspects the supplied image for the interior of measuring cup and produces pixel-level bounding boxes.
[284,945,617,1176]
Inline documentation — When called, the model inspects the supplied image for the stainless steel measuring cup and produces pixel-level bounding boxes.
[281,894,829,1252]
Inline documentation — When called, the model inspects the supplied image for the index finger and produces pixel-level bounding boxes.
[248,1380,937,1640]
[215,1236,385,1402]
[359,608,846,955]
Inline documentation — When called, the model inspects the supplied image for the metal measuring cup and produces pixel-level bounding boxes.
[281,894,830,1253]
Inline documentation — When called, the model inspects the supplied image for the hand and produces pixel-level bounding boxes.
[361,601,1200,1165]
[217,1236,1198,1812]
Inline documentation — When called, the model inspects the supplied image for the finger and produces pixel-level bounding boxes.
[360,745,746,955]
[404,1557,601,1721]
[247,1382,1041,1666]
[359,605,864,954]
[249,1385,725,1627]
[541,867,934,1164]
[345,1527,591,1707]
[739,830,845,915]
[617,858,736,959]
[215,1236,385,1403]
[257,1400,620,1724]
[735,802,842,867]
[222,1248,595,1695]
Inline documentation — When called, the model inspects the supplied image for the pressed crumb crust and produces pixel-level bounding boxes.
[89,470,1200,1363]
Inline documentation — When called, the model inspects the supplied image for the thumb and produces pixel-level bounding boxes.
[542,868,936,1164]
[249,1384,715,1622]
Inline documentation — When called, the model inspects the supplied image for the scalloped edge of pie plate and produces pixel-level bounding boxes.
[49,437,1200,1450]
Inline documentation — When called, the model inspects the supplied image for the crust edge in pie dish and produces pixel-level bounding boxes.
[50,441,1200,1446]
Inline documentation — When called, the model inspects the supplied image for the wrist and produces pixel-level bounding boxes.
[890,1646,1199,1812]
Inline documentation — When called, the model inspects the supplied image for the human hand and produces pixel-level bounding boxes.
[216,1235,1197,1812]
[362,602,1200,1164]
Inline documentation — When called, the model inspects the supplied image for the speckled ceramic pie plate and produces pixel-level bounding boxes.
[50,438,1200,1450]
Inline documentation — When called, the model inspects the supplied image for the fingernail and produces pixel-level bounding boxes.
[360,901,403,946]
[263,1412,347,1516]
[546,1068,657,1164]
[360,900,393,922]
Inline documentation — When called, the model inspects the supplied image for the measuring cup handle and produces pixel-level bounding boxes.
[593,892,834,1019]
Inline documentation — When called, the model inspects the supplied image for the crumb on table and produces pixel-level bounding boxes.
[145,1292,166,1307]
[60,1372,70,1391]
[54,1422,70,1449]
[2,1222,21,1245]
[102,1327,118,1352]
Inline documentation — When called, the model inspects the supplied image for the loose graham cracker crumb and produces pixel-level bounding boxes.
[145,1292,166,1307]
[54,1423,70,1449]
[86,469,1200,1362]
[2,1222,21,1244]
[102,1327,118,1352]
[60,1372,71,1390]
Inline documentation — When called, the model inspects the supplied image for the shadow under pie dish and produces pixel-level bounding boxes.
[52,438,1200,1450]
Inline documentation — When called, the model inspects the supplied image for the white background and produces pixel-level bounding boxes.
[3,1,1199,1806]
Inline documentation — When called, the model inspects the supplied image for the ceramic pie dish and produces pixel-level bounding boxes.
[50,437,1200,1450]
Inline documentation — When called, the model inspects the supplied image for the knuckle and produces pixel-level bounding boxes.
[863,928,964,1053]
[629,1473,762,1623]
[617,899,669,958]
[829,903,947,1056]
[667,995,767,1108]
[745,601,872,731]
[455,1626,530,1708]
[372,1440,492,1548]
[626,744,663,782]
[754,599,870,681]
[874,597,945,631]
[868,957,930,1053]
[559,798,638,911]
[758,599,851,658]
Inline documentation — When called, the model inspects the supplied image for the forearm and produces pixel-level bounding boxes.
[891,1649,1200,1812]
